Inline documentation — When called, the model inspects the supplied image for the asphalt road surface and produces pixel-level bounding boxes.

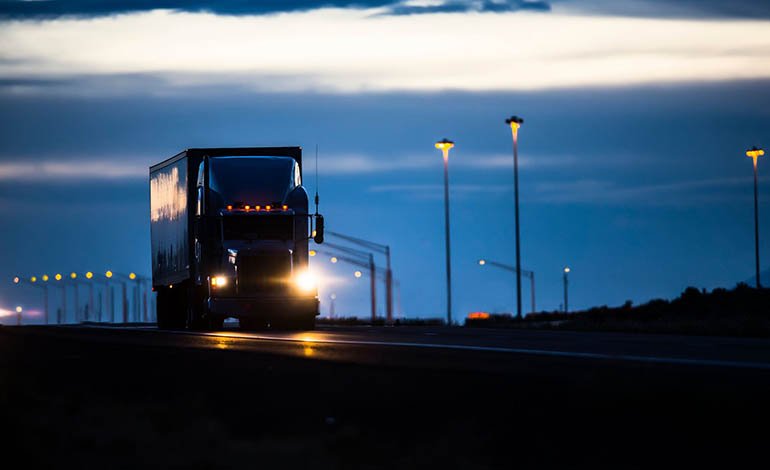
[2,324,770,469]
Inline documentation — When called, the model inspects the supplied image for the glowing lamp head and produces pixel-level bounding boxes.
[129,272,137,280]
[42,274,49,282]
[13,276,20,284]
[55,273,62,281]
[70,272,77,279]
[478,259,486,266]
[210,276,228,288]
[354,270,362,278]
[30,276,37,283]
[244,205,251,211]
[506,115,524,131]
[435,138,455,153]
[564,267,571,274]
[330,257,338,264]
[15,306,22,313]
[746,146,765,160]
[105,271,113,279]
[85,272,93,279]
[266,205,272,211]
[293,270,318,293]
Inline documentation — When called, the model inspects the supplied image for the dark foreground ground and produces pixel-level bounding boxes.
[2,325,770,469]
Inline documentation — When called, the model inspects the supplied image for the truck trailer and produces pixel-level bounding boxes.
[149,147,324,330]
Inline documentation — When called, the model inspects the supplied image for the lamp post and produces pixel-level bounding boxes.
[15,306,22,326]
[13,275,49,324]
[326,231,394,325]
[478,259,536,315]
[506,115,525,319]
[563,267,570,314]
[435,138,454,325]
[54,273,65,323]
[746,146,764,288]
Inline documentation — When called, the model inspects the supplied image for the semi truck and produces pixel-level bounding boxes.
[149,147,324,330]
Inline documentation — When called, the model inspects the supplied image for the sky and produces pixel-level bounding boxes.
[1,0,770,321]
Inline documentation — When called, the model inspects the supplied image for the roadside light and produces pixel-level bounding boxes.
[255,205,261,211]
[435,138,455,157]
[211,276,228,288]
[354,271,362,278]
[266,205,272,211]
[564,267,571,273]
[16,306,22,313]
[227,205,233,210]
[330,257,338,264]
[468,312,490,320]
[129,272,137,280]
[30,276,37,283]
[282,205,288,211]
[244,205,251,211]
[42,274,49,282]
[746,147,765,160]
[294,270,318,293]
[55,273,62,281]
[105,271,113,279]
[13,276,20,284]
[309,250,316,256]
[478,259,486,266]
[70,272,77,279]
[85,272,93,279]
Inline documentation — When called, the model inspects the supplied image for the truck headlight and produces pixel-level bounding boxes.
[211,276,228,288]
[294,270,317,293]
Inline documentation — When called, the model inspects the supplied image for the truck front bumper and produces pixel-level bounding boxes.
[208,296,319,318]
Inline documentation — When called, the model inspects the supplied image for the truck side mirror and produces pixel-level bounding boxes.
[314,215,325,244]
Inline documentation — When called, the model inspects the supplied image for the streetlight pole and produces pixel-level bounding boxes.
[435,138,454,325]
[563,267,570,314]
[746,146,765,288]
[13,275,50,324]
[326,231,393,324]
[478,259,536,315]
[506,116,524,319]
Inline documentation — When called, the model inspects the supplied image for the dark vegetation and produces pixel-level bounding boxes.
[466,284,770,337]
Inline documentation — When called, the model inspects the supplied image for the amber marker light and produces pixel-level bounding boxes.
[468,312,490,320]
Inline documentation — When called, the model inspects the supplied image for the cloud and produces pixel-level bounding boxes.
[1,9,769,94]
[532,176,768,205]
[0,160,147,181]
[317,153,576,174]
[0,0,549,19]
[554,0,770,19]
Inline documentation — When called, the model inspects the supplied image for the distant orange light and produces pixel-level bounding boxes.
[468,312,490,320]
[282,205,288,211]
[255,205,261,211]
[266,205,272,211]
[746,148,765,159]
[226,205,233,210]
[244,205,251,211]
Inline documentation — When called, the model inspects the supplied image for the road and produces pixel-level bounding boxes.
[2,324,770,468]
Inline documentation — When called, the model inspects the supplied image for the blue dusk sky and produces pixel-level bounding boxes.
[1,0,769,320]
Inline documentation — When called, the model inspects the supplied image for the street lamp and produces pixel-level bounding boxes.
[16,306,22,326]
[54,273,66,323]
[506,115,525,319]
[435,138,455,325]
[746,146,765,288]
[563,267,570,314]
[477,259,536,315]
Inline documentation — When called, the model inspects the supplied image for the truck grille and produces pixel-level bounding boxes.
[237,253,291,292]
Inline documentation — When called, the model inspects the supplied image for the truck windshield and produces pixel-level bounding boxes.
[208,156,298,209]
